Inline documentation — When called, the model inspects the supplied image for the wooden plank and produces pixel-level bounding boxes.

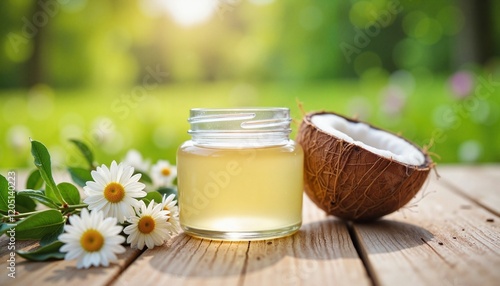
[112,234,249,286]
[0,236,142,285]
[113,195,371,286]
[240,197,370,286]
[352,167,500,286]
[437,164,500,216]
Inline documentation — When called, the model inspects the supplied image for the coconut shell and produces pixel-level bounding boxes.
[296,111,433,222]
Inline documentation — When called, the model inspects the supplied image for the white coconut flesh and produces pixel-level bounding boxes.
[311,114,426,166]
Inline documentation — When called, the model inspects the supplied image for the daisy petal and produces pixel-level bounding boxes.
[58,209,126,269]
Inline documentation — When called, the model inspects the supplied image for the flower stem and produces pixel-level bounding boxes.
[59,204,88,211]
[2,204,89,221]
[4,210,42,220]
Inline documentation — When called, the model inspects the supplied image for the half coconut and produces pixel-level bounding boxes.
[296,111,433,221]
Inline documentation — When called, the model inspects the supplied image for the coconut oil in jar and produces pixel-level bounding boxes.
[177,108,303,240]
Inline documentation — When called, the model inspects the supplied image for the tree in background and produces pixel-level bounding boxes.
[0,0,498,90]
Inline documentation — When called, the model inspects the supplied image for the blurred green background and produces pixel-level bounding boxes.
[1,0,500,169]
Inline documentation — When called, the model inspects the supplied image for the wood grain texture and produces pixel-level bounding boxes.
[113,195,370,286]
[436,165,500,215]
[352,169,500,286]
[0,235,142,286]
[1,165,499,286]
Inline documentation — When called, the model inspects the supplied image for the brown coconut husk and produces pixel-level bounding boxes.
[296,111,433,222]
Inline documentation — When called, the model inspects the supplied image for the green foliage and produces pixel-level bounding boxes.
[142,192,163,206]
[0,175,10,213]
[69,139,95,169]
[40,225,65,246]
[31,140,66,205]
[3,1,495,87]
[58,182,81,205]
[17,241,65,261]
[0,139,178,263]
[68,167,93,188]
[17,190,59,209]
[157,187,178,203]
[67,138,96,189]
[14,195,36,213]
[0,223,16,234]
[0,141,79,260]
[136,171,153,185]
[2,77,500,167]
[0,175,37,213]
[0,210,64,241]
[26,170,44,190]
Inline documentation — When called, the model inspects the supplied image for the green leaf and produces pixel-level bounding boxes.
[26,169,44,190]
[136,171,152,184]
[14,209,65,240]
[0,223,16,236]
[17,240,65,262]
[157,187,178,203]
[40,223,65,246]
[68,167,93,188]
[0,175,10,212]
[15,195,37,213]
[57,182,81,205]
[142,191,163,205]
[44,184,60,205]
[16,190,59,209]
[69,139,94,169]
[30,140,66,205]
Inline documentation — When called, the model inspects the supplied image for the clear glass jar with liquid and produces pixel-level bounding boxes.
[177,108,303,240]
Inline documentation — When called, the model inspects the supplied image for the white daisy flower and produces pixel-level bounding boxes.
[59,209,125,269]
[160,194,181,234]
[123,149,150,172]
[151,160,177,188]
[124,200,171,250]
[84,161,146,223]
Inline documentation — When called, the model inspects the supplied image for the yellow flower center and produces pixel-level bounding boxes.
[80,229,104,252]
[104,182,125,203]
[161,167,171,176]
[138,216,155,234]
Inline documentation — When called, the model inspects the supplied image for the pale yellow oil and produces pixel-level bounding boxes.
[177,141,303,240]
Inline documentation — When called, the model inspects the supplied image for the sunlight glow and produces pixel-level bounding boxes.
[159,0,219,27]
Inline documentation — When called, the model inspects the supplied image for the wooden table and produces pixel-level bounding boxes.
[1,165,499,285]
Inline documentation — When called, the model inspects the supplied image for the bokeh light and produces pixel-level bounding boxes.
[6,125,31,151]
[299,6,323,31]
[403,12,444,45]
[389,70,416,95]
[436,5,464,36]
[229,83,259,107]
[448,71,474,99]
[381,85,406,117]
[156,0,218,27]
[458,140,482,162]
[61,0,88,13]
[27,84,55,120]
[349,1,379,29]
[0,0,499,166]
[347,96,372,120]
[393,38,425,69]
[354,51,382,76]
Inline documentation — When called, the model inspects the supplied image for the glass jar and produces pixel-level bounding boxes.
[177,108,303,240]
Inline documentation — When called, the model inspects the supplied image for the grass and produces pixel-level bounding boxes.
[1,77,499,169]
